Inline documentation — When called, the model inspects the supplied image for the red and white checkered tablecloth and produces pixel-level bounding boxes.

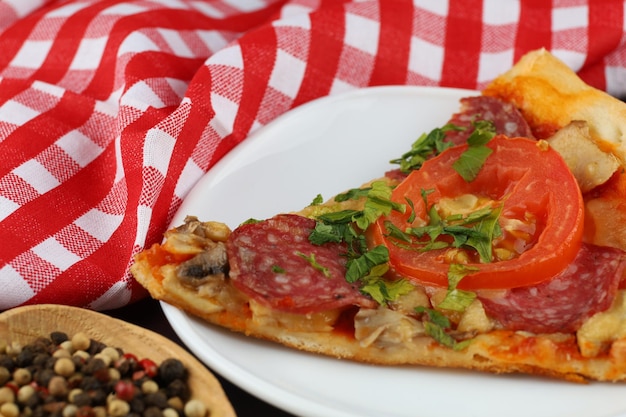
[1,0,625,311]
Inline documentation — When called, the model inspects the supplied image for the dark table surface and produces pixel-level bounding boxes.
[106,297,296,417]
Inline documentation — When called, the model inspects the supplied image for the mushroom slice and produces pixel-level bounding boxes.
[176,242,229,286]
[547,121,620,193]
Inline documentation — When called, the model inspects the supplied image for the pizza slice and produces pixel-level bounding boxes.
[131,49,626,383]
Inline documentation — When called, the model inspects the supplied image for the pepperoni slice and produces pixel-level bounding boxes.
[445,96,534,145]
[226,214,376,313]
[478,243,626,334]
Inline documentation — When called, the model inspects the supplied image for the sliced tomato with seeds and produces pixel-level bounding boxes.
[368,135,584,290]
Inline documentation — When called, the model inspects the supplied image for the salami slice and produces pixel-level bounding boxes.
[445,96,534,145]
[478,243,626,334]
[226,214,376,313]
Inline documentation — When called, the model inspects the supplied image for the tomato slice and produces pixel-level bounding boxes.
[369,135,584,290]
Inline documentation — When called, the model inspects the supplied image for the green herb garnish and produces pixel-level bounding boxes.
[345,245,389,283]
[436,264,478,312]
[307,182,409,303]
[296,252,331,278]
[452,120,496,182]
[360,264,415,305]
[415,306,472,351]
[399,194,503,263]
[357,181,405,231]
[309,194,324,206]
[390,124,462,173]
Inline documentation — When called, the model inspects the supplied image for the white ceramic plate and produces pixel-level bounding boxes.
[162,86,626,417]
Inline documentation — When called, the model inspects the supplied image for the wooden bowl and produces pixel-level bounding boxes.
[0,304,236,417]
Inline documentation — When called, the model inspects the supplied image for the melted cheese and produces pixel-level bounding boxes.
[456,299,495,333]
[577,290,626,357]
[249,300,339,333]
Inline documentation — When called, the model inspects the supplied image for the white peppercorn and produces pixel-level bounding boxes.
[67,388,83,404]
[0,386,15,404]
[48,375,69,397]
[12,367,31,385]
[92,405,107,417]
[62,403,78,417]
[93,353,111,367]
[107,398,130,417]
[107,367,121,381]
[100,346,120,362]
[5,342,21,356]
[0,402,19,417]
[52,348,71,359]
[167,396,184,411]
[59,340,74,353]
[70,333,90,352]
[163,407,179,417]
[54,357,75,377]
[0,368,9,386]
[72,350,90,362]
[16,385,35,404]
[141,379,159,394]
[183,399,207,417]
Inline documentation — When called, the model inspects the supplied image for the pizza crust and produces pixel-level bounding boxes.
[483,48,626,165]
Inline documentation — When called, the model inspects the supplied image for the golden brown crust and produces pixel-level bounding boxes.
[483,48,626,165]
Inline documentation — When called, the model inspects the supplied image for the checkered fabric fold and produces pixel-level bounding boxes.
[1,0,625,311]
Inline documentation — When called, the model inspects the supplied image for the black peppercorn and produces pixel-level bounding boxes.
[158,358,187,384]
[49,332,69,345]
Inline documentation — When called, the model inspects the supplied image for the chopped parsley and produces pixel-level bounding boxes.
[390,124,462,173]
[389,191,503,263]
[296,252,330,278]
[240,218,261,225]
[272,265,286,274]
[452,120,496,182]
[334,187,371,202]
[415,306,472,351]
[359,264,415,305]
[436,264,478,312]
[390,120,496,178]
[345,245,389,284]
[357,181,405,230]
[309,194,324,206]
[418,265,477,349]
[308,181,409,304]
